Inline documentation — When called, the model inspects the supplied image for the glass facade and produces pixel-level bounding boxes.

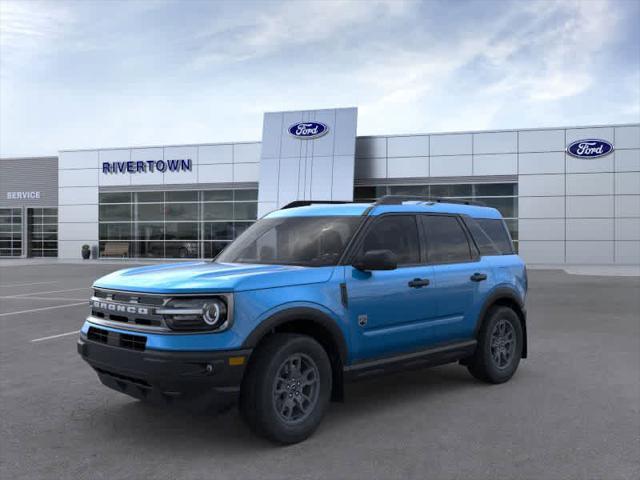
[27,208,58,257]
[0,208,23,257]
[354,182,518,250]
[98,189,258,258]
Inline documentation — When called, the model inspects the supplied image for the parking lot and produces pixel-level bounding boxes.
[0,261,638,480]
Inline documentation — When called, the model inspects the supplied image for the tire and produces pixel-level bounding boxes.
[467,306,523,384]
[239,333,332,444]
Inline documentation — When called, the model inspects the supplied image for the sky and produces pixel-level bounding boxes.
[0,0,639,157]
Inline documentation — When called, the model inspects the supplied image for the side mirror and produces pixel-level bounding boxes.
[353,249,398,271]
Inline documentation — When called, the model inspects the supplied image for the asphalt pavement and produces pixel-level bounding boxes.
[0,261,638,480]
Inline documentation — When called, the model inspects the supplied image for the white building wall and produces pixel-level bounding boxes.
[354,124,640,265]
[58,141,260,259]
[56,121,639,264]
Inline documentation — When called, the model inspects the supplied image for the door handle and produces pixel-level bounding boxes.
[470,272,487,282]
[408,278,430,288]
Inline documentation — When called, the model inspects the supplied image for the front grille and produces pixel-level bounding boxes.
[86,326,147,351]
[90,288,168,331]
[94,289,165,305]
[120,333,147,351]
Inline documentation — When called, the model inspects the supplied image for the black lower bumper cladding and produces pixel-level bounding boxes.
[77,333,251,409]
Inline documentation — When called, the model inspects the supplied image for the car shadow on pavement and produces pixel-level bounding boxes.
[90,363,479,452]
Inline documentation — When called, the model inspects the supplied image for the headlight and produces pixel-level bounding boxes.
[156,296,231,332]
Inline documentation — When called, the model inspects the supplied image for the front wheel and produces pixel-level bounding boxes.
[467,306,523,384]
[239,333,332,444]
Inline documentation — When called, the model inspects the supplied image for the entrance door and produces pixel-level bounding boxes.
[0,208,23,257]
[27,208,58,257]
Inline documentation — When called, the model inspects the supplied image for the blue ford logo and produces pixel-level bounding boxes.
[288,122,328,139]
[567,139,613,158]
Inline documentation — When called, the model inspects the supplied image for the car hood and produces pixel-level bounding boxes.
[93,261,335,294]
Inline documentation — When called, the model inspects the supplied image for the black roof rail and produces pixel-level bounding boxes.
[374,195,486,207]
[281,200,352,210]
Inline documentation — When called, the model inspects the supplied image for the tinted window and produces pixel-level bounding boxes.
[359,215,420,265]
[471,218,514,255]
[421,215,472,264]
[217,216,361,266]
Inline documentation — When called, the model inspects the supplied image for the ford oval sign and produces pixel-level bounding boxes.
[288,122,329,139]
[567,139,614,159]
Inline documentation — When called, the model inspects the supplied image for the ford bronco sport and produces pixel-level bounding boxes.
[78,196,528,444]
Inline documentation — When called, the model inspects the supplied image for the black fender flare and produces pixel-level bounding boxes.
[241,307,349,363]
[475,287,528,358]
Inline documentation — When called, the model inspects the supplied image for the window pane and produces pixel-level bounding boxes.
[166,191,198,202]
[100,241,132,257]
[421,215,472,264]
[203,190,233,201]
[136,191,163,203]
[234,222,253,237]
[165,222,199,240]
[430,184,473,197]
[505,219,518,240]
[387,185,428,196]
[234,189,258,201]
[165,202,198,221]
[475,218,514,254]
[99,192,132,203]
[133,241,164,258]
[204,241,230,258]
[474,183,517,197]
[203,203,233,220]
[42,208,57,216]
[165,241,200,258]
[359,215,420,265]
[135,223,164,241]
[135,203,164,221]
[203,222,234,241]
[235,203,257,220]
[99,204,131,221]
[354,186,386,201]
[218,216,361,266]
[100,223,132,240]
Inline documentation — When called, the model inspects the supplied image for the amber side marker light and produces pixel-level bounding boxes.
[228,356,246,366]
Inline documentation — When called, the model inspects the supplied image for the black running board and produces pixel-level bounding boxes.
[344,340,477,381]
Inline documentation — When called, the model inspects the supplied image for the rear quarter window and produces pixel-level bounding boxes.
[466,217,515,255]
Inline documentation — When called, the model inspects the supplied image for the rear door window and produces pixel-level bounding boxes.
[465,217,514,255]
[420,215,473,264]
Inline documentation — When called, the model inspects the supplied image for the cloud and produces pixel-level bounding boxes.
[0,0,73,67]
[0,0,637,156]
[190,0,409,67]
[356,0,625,133]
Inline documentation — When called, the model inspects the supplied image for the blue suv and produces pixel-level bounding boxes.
[78,196,528,444]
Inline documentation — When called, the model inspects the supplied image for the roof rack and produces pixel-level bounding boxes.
[281,200,352,210]
[374,195,486,207]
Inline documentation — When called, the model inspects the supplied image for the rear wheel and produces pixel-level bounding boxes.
[239,333,332,444]
[467,306,522,384]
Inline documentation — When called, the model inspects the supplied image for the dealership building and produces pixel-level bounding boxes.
[1,107,639,265]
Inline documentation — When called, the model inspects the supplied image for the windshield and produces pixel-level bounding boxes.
[216,216,362,266]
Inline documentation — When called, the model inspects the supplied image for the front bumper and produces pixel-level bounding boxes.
[78,333,251,409]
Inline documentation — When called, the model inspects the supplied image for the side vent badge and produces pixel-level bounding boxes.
[358,314,368,327]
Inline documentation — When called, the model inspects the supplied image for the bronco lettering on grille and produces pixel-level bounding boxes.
[92,300,149,315]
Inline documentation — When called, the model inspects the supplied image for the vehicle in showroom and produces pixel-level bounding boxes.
[78,196,528,444]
